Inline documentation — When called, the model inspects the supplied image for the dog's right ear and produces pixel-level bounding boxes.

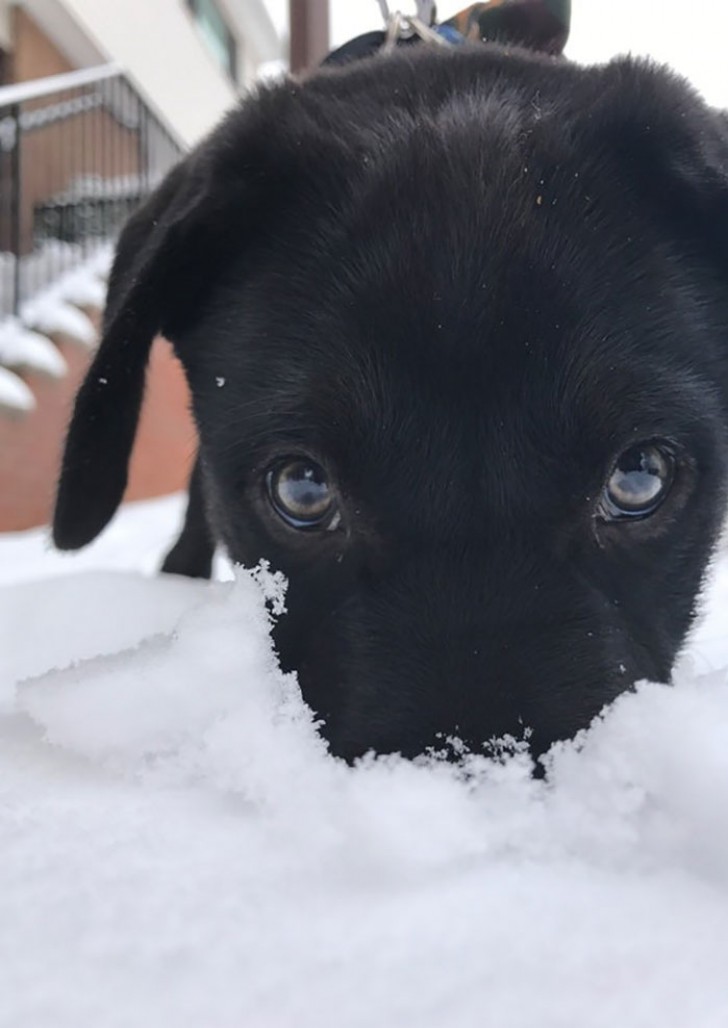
[53,154,226,550]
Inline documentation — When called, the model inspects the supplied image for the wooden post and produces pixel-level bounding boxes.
[289,0,330,73]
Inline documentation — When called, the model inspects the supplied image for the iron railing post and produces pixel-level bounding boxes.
[10,102,21,317]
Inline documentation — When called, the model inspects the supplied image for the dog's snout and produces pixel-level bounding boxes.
[300,552,633,762]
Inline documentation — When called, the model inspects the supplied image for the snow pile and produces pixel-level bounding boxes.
[0,494,191,587]
[0,363,35,414]
[20,243,112,348]
[50,172,161,205]
[0,318,67,378]
[0,243,112,413]
[0,241,110,320]
[1,498,728,1027]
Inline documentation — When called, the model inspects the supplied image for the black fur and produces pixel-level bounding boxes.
[54,44,728,762]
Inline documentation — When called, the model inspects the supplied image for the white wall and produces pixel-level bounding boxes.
[15,0,281,145]
[567,0,728,108]
[58,0,238,146]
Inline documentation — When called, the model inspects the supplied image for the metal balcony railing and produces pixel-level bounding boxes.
[0,64,183,323]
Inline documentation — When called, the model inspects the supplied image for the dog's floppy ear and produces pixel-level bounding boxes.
[53,154,220,550]
[598,62,728,272]
[53,81,348,552]
[663,108,728,273]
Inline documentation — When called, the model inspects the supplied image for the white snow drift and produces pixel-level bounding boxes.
[1,497,728,1027]
[0,243,111,413]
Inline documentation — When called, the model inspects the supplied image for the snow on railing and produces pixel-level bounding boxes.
[0,244,113,414]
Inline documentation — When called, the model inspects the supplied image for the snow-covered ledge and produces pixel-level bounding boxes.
[0,364,35,415]
[0,244,112,416]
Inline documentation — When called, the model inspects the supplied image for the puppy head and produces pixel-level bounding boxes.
[54,48,728,760]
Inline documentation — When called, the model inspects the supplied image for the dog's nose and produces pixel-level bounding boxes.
[312,552,633,762]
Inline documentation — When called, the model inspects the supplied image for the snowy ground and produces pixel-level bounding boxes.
[1,496,728,1027]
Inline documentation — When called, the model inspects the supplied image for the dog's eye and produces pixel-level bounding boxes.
[600,443,675,520]
[267,460,336,529]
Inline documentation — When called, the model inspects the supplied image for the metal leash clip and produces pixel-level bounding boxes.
[378,1,450,52]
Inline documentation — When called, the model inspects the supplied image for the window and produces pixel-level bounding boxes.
[186,0,237,83]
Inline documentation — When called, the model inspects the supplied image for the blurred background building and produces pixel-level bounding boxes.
[0,0,288,530]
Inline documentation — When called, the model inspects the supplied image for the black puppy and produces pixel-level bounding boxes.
[53,42,728,762]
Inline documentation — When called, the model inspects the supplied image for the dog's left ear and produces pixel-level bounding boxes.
[52,148,247,550]
[600,62,728,273]
[53,84,343,552]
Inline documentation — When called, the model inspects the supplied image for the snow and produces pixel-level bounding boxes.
[0,241,109,322]
[0,244,112,411]
[48,173,156,206]
[0,364,35,414]
[0,318,67,379]
[1,496,728,1026]
[20,245,112,348]
[21,295,96,348]
[0,93,103,151]
[51,259,108,312]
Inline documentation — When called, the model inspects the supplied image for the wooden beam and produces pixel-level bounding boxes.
[289,0,329,73]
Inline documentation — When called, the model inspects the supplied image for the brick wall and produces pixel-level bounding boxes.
[11,7,73,82]
[0,333,196,532]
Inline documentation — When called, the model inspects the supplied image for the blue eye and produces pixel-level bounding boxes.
[267,460,335,529]
[601,443,675,519]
